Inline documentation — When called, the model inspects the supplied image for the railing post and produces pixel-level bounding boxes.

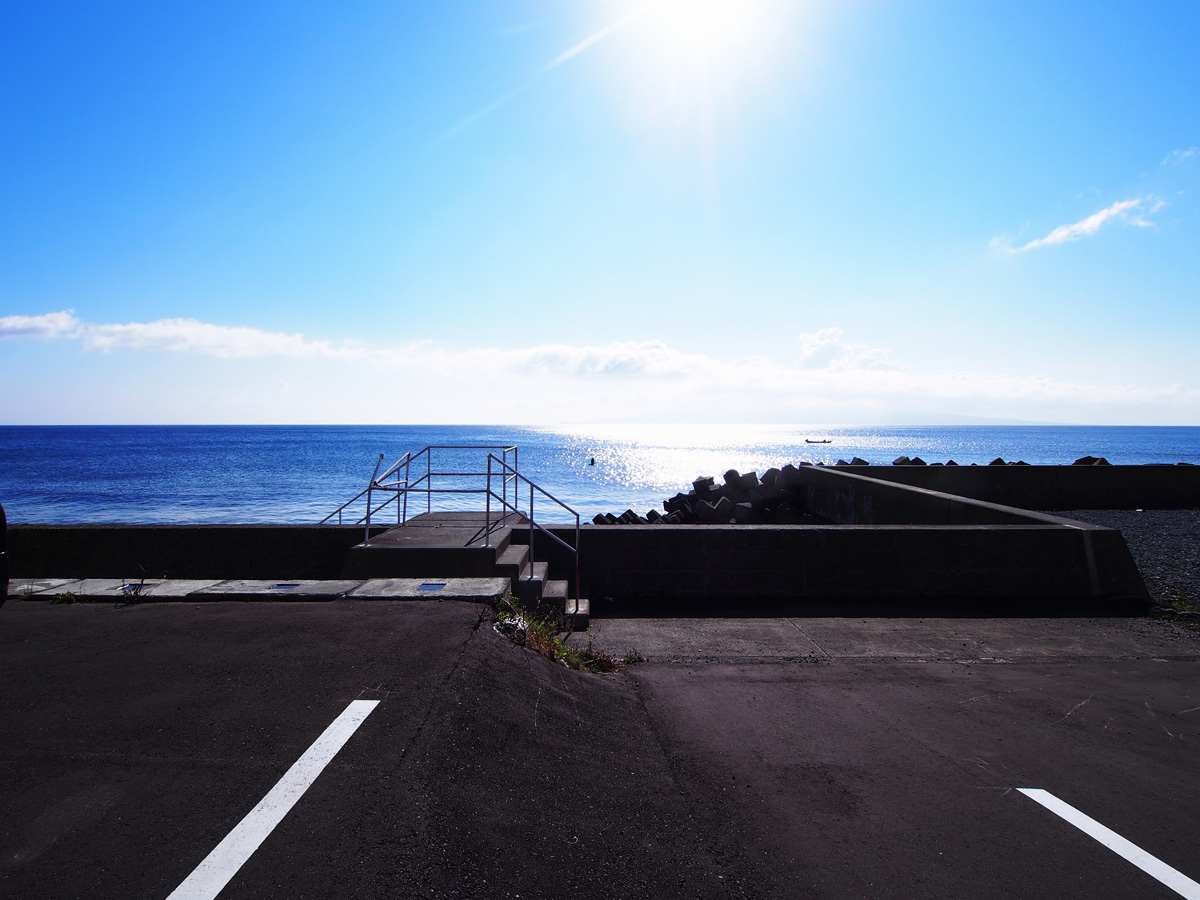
[485,454,492,547]
[364,453,383,544]
[427,451,431,514]
[529,482,535,571]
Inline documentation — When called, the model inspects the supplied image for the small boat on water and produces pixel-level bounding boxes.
[805,439,832,444]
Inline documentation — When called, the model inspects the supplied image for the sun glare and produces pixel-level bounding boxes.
[641,0,767,65]
[580,0,796,128]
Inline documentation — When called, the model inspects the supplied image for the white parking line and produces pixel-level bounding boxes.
[1019,788,1200,899]
[167,700,379,900]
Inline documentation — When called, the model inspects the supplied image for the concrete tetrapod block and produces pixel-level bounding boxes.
[348,578,510,601]
[191,579,364,601]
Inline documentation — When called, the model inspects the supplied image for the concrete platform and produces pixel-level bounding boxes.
[341,511,526,579]
[358,510,523,550]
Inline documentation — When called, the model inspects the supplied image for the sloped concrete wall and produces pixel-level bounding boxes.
[842,464,1200,510]
[795,465,1041,525]
[530,467,1149,611]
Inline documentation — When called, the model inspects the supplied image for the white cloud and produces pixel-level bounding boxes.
[384,334,1198,418]
[796,328,898,371]
[82,317,366,360]
[500,340,700,379]
[0,309,80,339]
[5,310,1199,423]
[995,197,1161,253]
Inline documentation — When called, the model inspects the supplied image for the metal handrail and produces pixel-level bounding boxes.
[320,444,581,603]
[387,445,518,532]
[320,445,519,539]
[485,454,580,604]
[319,453,393,527]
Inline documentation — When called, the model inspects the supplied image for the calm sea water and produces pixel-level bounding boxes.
[2,424,1199,523]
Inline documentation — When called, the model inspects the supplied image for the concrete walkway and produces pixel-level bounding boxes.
[572,615,1200,663]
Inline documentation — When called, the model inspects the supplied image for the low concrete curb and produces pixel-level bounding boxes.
[7,577,510,603]
[348,577,511,600]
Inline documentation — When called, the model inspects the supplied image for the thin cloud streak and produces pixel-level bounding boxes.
[437,7,645,143]
[434,82,535,145]
[995,196,1162,253]
[1163,146,1197,166]
[545,7,646,69]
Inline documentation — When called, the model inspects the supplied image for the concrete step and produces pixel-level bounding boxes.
[538,580,589,631]
[514,561,549,604]
[563,594,590,632]
[542,579,567,602]
[494,543,530,584]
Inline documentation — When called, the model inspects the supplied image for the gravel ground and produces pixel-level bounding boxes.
[1047,509,1200,611]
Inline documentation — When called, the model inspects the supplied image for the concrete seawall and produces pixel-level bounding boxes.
[8,524,384,580]
[9,519,1146,613]
[8,467,1153,613]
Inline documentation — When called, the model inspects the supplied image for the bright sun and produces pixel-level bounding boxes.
[577,0,793,123]
[640,0,767,65]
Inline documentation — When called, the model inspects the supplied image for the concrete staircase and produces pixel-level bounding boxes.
[342,512,588,630]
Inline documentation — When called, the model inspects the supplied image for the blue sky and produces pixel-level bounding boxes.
[2,0,1198,424]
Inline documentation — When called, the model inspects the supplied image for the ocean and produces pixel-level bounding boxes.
[2,424,1199,524]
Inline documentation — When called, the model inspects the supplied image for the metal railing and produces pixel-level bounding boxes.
[485,453,580,604]
[319,445,580,601]
[319,445,518,537]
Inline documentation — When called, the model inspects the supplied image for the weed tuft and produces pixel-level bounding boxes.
[50,591,83,605]
[491,593,622,674]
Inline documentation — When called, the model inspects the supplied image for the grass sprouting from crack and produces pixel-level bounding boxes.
[492,592,623,674]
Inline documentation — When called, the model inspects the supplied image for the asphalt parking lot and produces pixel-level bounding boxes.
[2,599,1198,899]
